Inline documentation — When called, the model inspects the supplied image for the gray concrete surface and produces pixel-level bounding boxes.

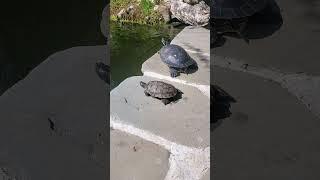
[141,27,210,89]
[0,46,108,180]
[200,169,210,180]
[212,0,320,179]
[213,0,320,75]
[170,26,210,56]
[111,76,210,148]
[111,25,210,179]
[213,67,320,179]
[110,129,169,180]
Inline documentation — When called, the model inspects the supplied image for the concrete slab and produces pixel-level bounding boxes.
[142,26,210,93]
[110,129,169,180]
[111,76,210,148]
[200,169,210,180]
[213,67,320,180]
[142,52,210,86]
[213,0,320,75]
[0,46,108,180]
[170,26,210,56]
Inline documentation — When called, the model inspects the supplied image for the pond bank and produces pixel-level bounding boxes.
[110,26,210,180]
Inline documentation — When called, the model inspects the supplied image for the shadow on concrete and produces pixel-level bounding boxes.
[211,0,283,48]
[95,62,110,84]
[183,43,209,68]
[169,88,184,104]
[185,61,199,75]
[298,0,320,22]
[211,85,236,131]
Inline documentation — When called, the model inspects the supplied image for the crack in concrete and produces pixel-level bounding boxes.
[110,115,210,180]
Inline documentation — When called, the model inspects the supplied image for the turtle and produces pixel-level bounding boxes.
[159,38,198,78]
[95,61,110,84]
[140,80,183,105]
[211,0,268,44]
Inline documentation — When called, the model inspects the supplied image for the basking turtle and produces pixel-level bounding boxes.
[95,61,110,84]
[212,0,268,44]
[140,80,183,105]
[159,38,197,78]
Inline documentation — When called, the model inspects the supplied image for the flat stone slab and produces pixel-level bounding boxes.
[141,27,210,87]
[0,46,108,180]
[110,129,169,180]
[213,67,320,179]
[170,26,210,56]
[200,170,210,180]
[111,76,210,148]
[212,0,320,75]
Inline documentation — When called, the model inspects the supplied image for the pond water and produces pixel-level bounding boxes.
[110,21,183,89]
[0,1,106,95]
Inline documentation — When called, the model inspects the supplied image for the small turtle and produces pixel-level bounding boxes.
[140,81,183,105]
[95,61,110,84]
[159,38,197,78]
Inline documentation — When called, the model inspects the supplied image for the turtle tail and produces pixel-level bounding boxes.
[140,81,147,88]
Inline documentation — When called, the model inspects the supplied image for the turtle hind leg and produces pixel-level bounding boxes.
[169,67,180,78]
[161,98,171,105]
[144,90,151,96]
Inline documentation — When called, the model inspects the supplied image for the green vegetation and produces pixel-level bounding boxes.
[140,0,154,15]
[111,0,164,25]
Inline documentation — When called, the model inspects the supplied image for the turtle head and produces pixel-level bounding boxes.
[140,81,147,88]
[161,38,169,46]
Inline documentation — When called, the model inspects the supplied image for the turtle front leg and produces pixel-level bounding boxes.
[169,67,180,78]
[144,90,151,96]
[161,98,170,105]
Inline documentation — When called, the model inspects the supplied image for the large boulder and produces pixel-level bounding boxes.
[170,0,209,26]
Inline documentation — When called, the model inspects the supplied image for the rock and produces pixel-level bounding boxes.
[170,0,209,26]
[117,8,126,19]
[154,5,159,11]
[156,5,171,23]
[126,5,135,15]
[100,5,109,38]
[183,0,200,5]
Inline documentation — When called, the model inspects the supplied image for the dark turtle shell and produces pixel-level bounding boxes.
[212,0,268,19]
[145,81,178,99]
[159,44,195,69]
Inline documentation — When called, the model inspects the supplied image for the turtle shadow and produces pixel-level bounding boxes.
[243,0,283,39]
[163,89,184,104]
[211,0,283,48]
[211,85,237,131]
[185,61,199,75]
[184,43,209,63]
[95,61,110,84]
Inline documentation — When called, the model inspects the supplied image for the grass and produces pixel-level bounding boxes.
[111,0,164,25]
[140,0,154,16]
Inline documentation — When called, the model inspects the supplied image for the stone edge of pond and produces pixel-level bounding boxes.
[111,26,210,180]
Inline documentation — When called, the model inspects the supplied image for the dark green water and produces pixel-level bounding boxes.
[0,1,106,94]
[110,21,183,89]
